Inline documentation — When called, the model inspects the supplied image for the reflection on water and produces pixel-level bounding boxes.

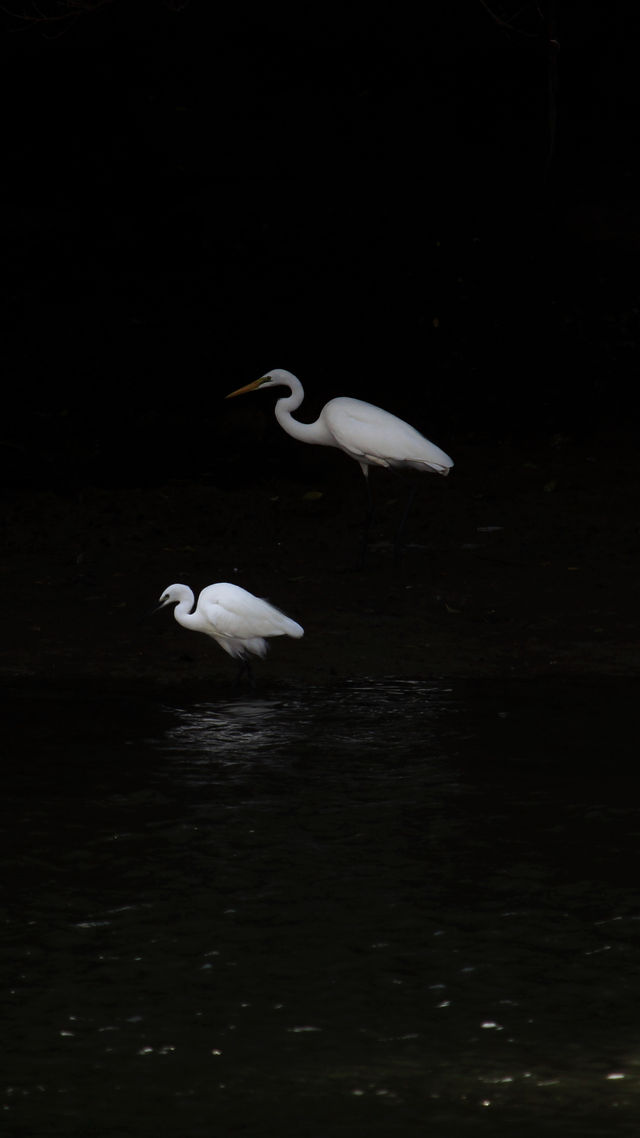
[160,679,455,774]
[3,677,640,1136]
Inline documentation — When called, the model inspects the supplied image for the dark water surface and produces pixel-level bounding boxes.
[3,677,640,1136]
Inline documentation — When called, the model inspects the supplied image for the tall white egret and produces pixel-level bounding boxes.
[156,582,303,683]
[226,368,453,563]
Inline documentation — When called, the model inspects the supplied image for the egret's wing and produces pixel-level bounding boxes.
[200,595,303,641]
[324,398,452,472]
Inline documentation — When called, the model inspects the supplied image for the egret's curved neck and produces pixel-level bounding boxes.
[172,588,199,630]
[272,377,333,447]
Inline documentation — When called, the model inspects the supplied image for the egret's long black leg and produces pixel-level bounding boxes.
[358,470,374,568]
[235,656,255,688]
[393,484,417,566]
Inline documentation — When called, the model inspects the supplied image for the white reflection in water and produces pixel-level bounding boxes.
[161,698,290,765]
[158,679,455,774]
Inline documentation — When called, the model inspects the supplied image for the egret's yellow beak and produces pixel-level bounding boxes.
[225,377,268,399]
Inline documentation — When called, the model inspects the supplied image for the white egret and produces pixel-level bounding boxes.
[226,368,453,562]
[156,582,303,683]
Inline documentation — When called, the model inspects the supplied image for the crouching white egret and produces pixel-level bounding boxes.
[226,368,453,564]
[156,582,303,683]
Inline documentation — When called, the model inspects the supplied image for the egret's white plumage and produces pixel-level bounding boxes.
[226,368,453,478]
[157,582,303,668]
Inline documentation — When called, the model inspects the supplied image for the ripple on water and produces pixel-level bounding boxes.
[3,677,640,1135]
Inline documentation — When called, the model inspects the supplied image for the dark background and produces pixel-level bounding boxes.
[3,0,639,493]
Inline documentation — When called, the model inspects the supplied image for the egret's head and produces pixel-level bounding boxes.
[225,369,293,398]
[156,584,185,610]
